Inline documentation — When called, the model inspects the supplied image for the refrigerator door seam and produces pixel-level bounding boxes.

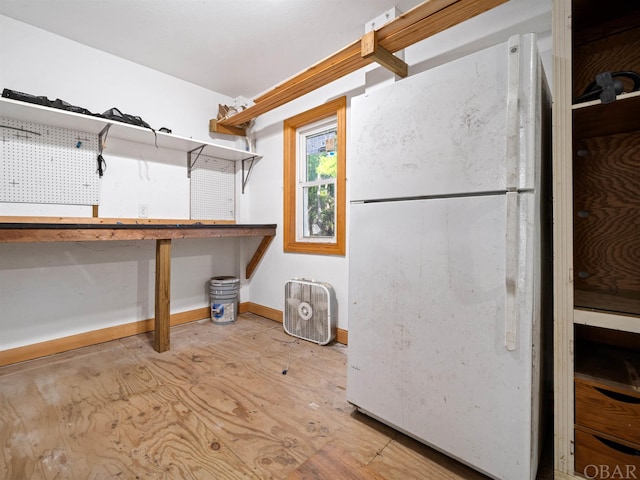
[354,190,508,204]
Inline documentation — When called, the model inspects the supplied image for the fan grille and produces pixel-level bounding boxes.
[284,280,335,345]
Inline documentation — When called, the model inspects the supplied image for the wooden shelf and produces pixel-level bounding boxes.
[575,342,640,390]
[572,91,640,139]
[572,0,640,45]
[574,308,640,335]
[0,97,260,162]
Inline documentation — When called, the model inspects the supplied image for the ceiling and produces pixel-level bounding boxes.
[0,0,425,99]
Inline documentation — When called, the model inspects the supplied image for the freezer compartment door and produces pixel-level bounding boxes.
[347,194,540,480]
[349,34,543,201]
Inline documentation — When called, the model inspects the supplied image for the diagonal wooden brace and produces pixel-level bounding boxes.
[360,30,408,78]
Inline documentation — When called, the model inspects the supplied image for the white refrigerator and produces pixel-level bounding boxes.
[347,34,550,480]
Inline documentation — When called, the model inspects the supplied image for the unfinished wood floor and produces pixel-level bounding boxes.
[0,313,552,479]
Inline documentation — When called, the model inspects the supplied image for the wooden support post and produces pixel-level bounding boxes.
[154,239,171,353]
[361,30,408,78]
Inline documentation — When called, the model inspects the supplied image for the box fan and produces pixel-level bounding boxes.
[284,278,337,345]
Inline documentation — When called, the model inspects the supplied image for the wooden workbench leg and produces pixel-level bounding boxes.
[154,239,171,352]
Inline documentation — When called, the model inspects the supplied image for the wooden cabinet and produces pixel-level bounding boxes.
[574,428,640,478]
[574,345,640,477]
[553,0,640,478]
[575,379,640,447]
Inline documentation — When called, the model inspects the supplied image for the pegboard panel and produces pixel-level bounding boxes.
[0,117,99,205]
[190,155,235,220]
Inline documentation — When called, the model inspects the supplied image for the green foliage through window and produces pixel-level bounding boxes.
[303,129,337,238]
[304,182,335,237]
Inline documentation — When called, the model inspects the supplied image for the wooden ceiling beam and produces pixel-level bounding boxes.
[253,41,363,105]
[252,0,458,107]
[373,0,462,41]
[379,0,507,53]
[217,46,367,127]
[217,0,508,128]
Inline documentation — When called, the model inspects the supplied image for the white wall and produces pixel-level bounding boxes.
[243,0,552,331]
[0,15,242,350]
[0,0,552,350]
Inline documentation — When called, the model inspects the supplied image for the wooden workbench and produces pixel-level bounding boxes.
[0,218,276,353]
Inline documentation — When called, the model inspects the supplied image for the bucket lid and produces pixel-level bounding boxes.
[210,276,240,285]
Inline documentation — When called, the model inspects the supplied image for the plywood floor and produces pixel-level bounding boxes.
[0,313,553,479]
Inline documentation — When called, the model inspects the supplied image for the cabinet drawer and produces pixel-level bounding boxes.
[575,427,640,479]
[575,378,640,445]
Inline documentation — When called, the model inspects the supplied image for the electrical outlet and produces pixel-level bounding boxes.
[138,204,148,218]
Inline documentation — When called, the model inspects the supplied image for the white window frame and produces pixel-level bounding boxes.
[295,116,338,244]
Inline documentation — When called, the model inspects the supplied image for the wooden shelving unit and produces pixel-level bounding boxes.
[553,0,640,477]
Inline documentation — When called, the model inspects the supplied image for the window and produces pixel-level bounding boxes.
[284,96,346,255]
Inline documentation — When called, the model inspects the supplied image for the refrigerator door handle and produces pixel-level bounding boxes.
[505,191,519,351]
[504,35,522,352]
[505,35,521,192]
